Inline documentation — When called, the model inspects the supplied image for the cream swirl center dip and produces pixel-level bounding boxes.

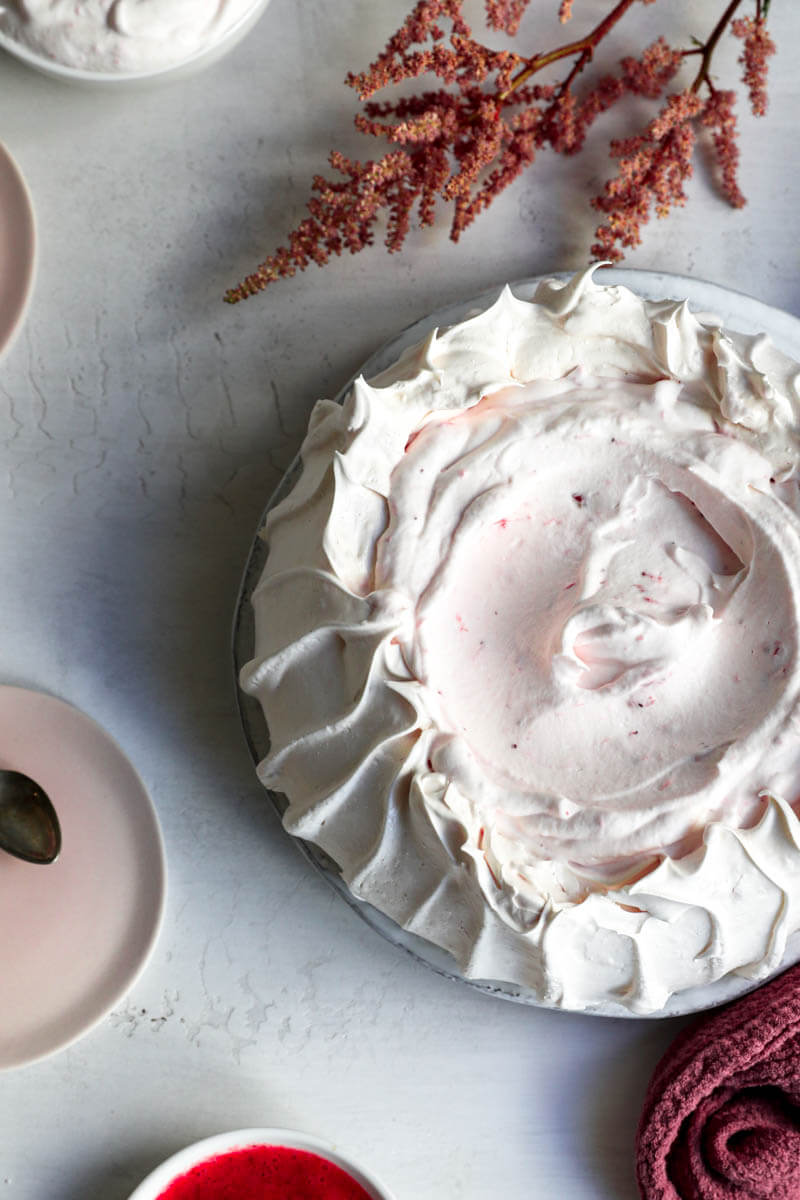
[241,269,800,1014]
[0,0,262,73]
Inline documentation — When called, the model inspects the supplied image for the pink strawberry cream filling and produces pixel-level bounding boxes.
[242,269,800,1013]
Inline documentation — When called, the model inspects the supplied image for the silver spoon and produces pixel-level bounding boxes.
[0,770,61,864]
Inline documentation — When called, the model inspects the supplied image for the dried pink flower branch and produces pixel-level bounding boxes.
[226,0,774,302]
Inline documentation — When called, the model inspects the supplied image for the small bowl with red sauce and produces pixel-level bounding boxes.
[128,1128,396,1200]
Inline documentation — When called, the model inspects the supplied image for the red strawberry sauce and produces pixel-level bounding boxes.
[156,1144,376,1200]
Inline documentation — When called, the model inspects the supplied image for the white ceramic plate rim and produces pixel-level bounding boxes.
[0,142,36,362]
[127,1127,396,1200]
[233,267,800,1020]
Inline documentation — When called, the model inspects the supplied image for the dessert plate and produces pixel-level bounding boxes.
[233,268,800,1019]
[0,143,35,361]
[0,687,166,1068]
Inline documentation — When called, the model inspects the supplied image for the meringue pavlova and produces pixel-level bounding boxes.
[240,268,800,1015]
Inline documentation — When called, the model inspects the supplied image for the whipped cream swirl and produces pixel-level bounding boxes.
[0,0,263,73]
[241,269,800,1013]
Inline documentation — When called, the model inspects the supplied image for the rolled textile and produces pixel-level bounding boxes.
[636,964,800,1199]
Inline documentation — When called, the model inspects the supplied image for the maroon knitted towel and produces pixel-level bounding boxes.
[636,965,800,1199]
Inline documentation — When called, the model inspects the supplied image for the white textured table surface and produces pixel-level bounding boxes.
[2,2,800,1198]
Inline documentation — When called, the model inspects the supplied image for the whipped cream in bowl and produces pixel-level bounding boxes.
[235,268,800,1017]
[0,0,271,83]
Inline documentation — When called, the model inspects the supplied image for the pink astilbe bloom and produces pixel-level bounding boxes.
[358,88,461,142]
[448,103,543,238]
[567,37,683,154]
[443,98,503,199]
[450,36,518,88]
[619,35,683,99]
[356,107,453,146]
[226,151,419,300]
[347,0,470,99]
[485,0,532,36]
[591,89,703,261]
[559,1,574,22]
[537,90,580,152]
[731,14,776,117]
[700,88,745,208]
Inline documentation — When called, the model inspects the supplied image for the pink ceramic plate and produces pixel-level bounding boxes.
[0,143,35,359]
[0,688,165,1069]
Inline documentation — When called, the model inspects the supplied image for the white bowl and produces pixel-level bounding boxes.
[0,0,271,87]
[128,1128,396,1200]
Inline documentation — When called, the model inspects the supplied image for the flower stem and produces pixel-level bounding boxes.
[690,0,745,92]
[499,0,640,100]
